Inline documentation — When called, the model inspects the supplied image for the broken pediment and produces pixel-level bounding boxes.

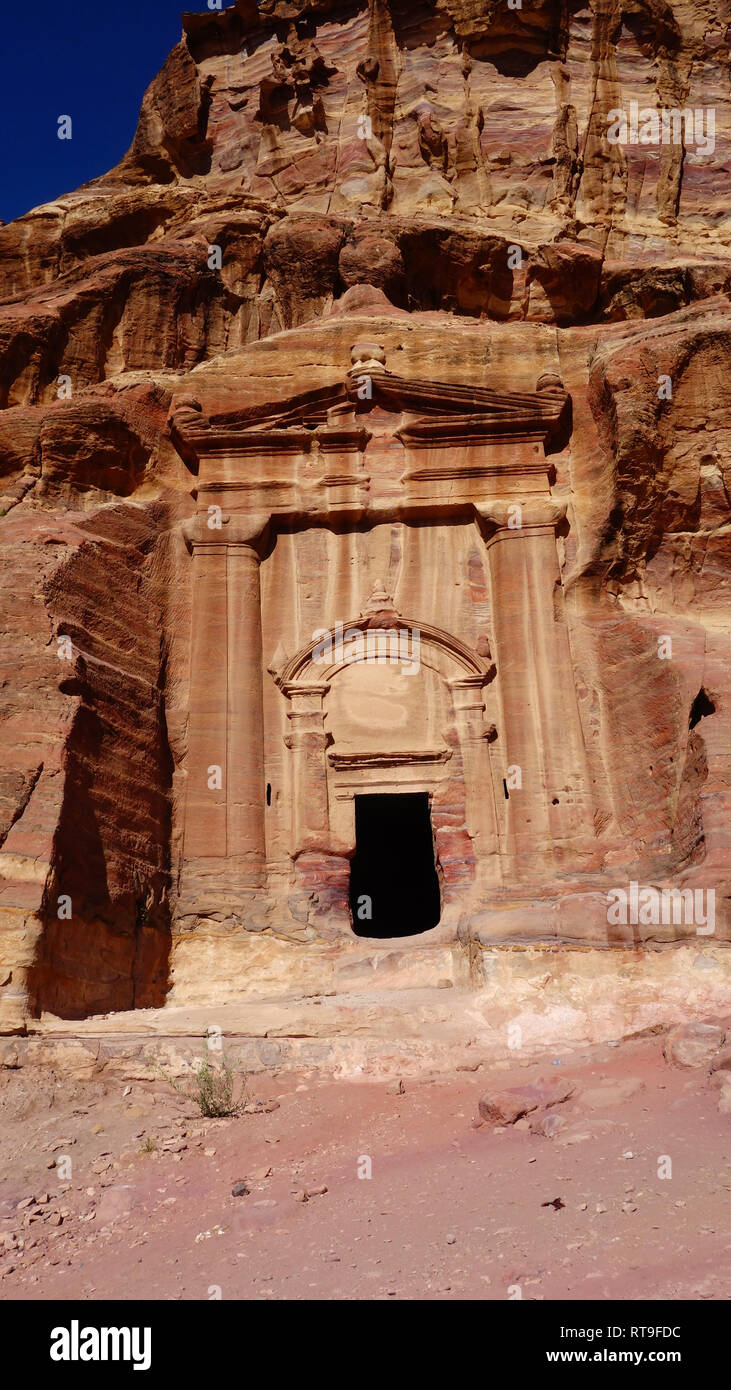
[169,344,570,464]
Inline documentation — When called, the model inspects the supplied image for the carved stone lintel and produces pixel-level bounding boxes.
[328,748,452,770]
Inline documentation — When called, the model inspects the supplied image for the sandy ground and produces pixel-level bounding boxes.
[1,1025,730,1301]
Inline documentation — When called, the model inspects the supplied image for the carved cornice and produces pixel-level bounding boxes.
[397,420,554,448]
[169,366,570,467]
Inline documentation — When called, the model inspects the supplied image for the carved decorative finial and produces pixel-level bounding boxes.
[349,341,387,375]
[366,577,389,606]
[361,577,399,622]
[536,372,564,394]
[169,393,206,432]
[171,393,202,418]
[169,393,207,465]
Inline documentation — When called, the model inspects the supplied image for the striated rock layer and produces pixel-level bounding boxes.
[0,0,729,1029]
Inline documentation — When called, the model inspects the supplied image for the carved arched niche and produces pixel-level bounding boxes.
[270,586,503,899]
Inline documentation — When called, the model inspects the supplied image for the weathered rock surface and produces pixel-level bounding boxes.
[0,0,729,1028]
[663,1021,726,1069]
[478,1077,575,1124]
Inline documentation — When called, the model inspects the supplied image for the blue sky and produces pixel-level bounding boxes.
[1,1,199,224]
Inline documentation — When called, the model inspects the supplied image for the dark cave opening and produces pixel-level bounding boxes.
[689,687,716,729]
[349,792,441,939]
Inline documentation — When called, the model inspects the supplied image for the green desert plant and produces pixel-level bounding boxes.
[149,1034,245,1119]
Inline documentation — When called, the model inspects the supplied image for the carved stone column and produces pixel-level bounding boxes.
[184,522,228,860]
[227,521,269,885]
[450,674,501,886]
[283,682,331,855]
[184,514,269,887]
[477,500,592,880]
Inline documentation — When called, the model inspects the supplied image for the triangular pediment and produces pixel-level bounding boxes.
[215,369,567,429]
[170,362,570,459]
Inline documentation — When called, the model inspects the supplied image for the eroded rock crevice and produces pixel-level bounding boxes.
[21,505,177,1020]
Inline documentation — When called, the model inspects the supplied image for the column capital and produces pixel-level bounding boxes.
[183,512,270,554]
[449,673,491,691]
[475,498,567,537]
[284,682,332,705]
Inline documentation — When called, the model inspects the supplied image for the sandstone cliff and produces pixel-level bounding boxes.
[0,0,729,1026]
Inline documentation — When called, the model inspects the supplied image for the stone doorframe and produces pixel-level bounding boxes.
[270,605,501,883]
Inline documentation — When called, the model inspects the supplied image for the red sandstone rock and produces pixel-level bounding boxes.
[663,1022,726,1069]
[478,1078,575,1125]
[0,0,729,1031]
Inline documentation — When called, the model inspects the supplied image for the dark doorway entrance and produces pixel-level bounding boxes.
[349,792,441,938]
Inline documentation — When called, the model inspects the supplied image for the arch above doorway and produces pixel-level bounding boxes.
[269,586,500,893]
[271,583,495,692]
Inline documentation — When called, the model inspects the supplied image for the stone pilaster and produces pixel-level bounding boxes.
[478,500,593,880]
[183,514,269,886]
[227,529,268,885]
[449,674,501,886]
[284,683,331,855]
